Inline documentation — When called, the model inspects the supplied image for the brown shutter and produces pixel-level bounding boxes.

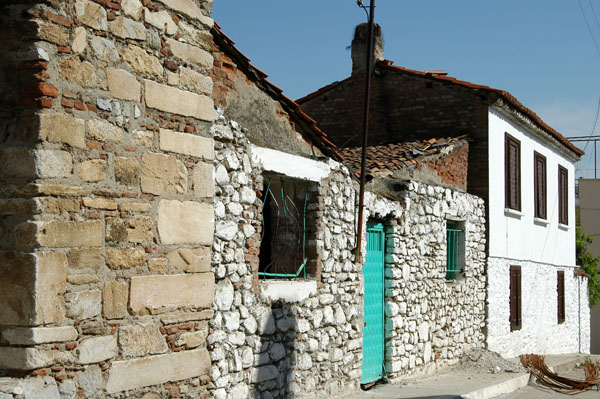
[558,166,568,225]
[505,134,521,211]
[510,266,522,331]
[534,152,547,219]
[557,271,565,324]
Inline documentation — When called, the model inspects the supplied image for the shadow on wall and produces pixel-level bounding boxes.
[252,302,297,399]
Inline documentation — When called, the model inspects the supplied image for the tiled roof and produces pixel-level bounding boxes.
[297,60,584,158]
[211,23,342,160]
[340,136,468,179]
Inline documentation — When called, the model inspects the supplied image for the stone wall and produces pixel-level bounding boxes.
[0,0,217,397]
[362,182,487,377]
[487,258,591,358]
[209,114,364,398]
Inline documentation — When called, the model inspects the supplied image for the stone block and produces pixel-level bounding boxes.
[160,129,214,159]
[72,26,87,53]
[179,67,213,95]
[166,39,213,70]
[34,197,80,214]
[35,19,70,46]
[144,80,214,121]
[60,58,97,88]
[35,150,72,178]
[155,0,213,26]
[0,148,36,179]
[174,325,207,349]
[109,16,146,40]
[1,326,78,345]
[105,247,146,269]
[122,0,143,20]
[19,376,61,398]
[83,197,117,210]
[79,159,107,182]
[36,220,103,248]
[168,247,210,273]
[103,281,129,319]
[118,321,168,358]
[0,198,35,215]
[39,112,85,149]
[67,274,99,284]
[65,289,101,320]
[131,130,155,147]
[75,0,108,31]
[69,248,102,270]
[127,216,153,243]
[90,36,120,62]
[76,335,117,364]
[0,348,56,370]
[148,258,168,274]
[119,202,151,212]
[129,273,214,314]
[160,310,213,324]
[193,162,214,198]
[144,9,178,35]
[76,365,103,397]
[106,348,210,393]
[114,157,140,186]
[122,45,164,76]
[0,251,66,326]
[141,152,187,195]
[87,119,124,142]
[106,68,141,101]
[157,200,214,245]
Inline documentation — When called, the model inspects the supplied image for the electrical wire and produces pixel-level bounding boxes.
[589,0,600,33]
[578,0,600,58]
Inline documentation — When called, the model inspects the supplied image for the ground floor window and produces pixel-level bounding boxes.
[258,174,318,279]
[510,265,522,331]
[557,270,565,324]
[446,221,465,280]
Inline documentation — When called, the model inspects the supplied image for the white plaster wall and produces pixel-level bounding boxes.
[487,257,589,357]
[487,108,576,266]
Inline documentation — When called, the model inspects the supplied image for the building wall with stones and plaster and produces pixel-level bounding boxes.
[0,0,218,397]
[361,182,486,378]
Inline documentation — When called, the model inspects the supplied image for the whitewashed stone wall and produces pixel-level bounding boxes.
[208,114,363,399]
[362,182,487,377]
[487,258,590,358]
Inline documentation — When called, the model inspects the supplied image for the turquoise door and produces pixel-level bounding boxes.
[361,222,385,384]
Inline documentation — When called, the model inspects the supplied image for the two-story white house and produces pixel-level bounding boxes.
[298,23,589,358]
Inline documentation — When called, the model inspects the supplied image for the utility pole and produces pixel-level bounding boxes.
[355,0,375,263]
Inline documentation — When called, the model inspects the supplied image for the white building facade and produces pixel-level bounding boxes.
[486,106,590,357]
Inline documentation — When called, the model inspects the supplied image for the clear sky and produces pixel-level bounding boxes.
[213,0,600,180]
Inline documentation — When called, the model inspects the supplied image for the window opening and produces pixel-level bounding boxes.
[446,221,464,280]
[258,175,316,279]
[557,271,565,324]
[510,265,522,331]
[558,166,568,225]
[534,152,547,219]
[505,133,521,211]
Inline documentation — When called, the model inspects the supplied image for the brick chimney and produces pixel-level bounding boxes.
[351,23,384,75]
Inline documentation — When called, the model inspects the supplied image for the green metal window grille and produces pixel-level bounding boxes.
[258,177,309,279]
[446,222,463,280]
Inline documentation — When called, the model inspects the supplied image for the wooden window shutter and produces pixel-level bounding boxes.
[534,152,547,219]
[505,134,521,211]
[557,271,565,324]
[510,266,522,331]
[558,166,568,225]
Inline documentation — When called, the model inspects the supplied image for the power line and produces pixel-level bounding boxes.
[578,0,600,58]
[589,0,600,32]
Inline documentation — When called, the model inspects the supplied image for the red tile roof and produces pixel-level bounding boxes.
[212,22,342,160]
[340,136,469,179]
[297,60,584,157]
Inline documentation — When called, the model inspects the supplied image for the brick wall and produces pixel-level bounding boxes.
[300,68,490,202]
[417,141,469,191]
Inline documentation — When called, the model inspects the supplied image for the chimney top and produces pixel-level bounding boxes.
[351,23,384,75]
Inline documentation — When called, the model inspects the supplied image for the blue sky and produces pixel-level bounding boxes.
[213,0,600,179]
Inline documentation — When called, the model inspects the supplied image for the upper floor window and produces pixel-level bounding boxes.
[533,152,547,219]
[558,166,568,225]
[505,133,521,211]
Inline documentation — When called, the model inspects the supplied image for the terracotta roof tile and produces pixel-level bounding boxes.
[341,136,468,179]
